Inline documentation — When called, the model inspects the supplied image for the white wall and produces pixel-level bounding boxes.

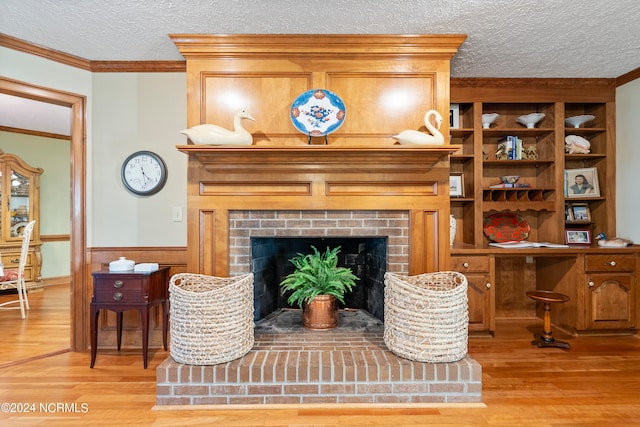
[616,79,640,242]
[91,72,187,245]
[1,46,94,247]
[2,47,188,249]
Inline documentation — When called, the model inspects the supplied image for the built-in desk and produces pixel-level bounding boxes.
[451,246,640,336]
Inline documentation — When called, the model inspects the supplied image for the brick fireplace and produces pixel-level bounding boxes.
[155,146,484,406]
[157,34,482,407]
[228,210,409,321]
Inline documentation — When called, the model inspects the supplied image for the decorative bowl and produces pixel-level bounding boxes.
[483,213,530,243]
[565,114,595,128]
[500,175,520,184]
[482,113,499,129]
[516,113,545,129]
[109,256,135,272]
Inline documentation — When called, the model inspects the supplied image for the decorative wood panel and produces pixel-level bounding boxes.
[173,34,465,146]
[173,34,464,277]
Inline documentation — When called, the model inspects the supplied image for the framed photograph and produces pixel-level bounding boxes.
[565,167,600,198]
[449,173,464,197]
[450,104,460,129]
[570,203,591,222]
[565,228,592,246]
[565,203,573,222]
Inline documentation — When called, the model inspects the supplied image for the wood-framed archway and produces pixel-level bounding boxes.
[0,76,87,352]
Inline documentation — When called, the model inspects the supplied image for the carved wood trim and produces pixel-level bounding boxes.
[170,34,467,59]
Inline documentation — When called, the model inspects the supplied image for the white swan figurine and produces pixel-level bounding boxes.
[392,110,445,145]
[180,109,255,145]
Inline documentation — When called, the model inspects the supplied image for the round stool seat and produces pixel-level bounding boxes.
[526,290,570,304]
[526,290,570,349]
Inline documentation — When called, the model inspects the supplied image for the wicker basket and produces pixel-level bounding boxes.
[384,271,468,363]
[169,273,254,365]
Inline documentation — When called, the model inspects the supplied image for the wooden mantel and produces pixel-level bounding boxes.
[177,145,458,172]
[179,144,456,276]
[173,34,465,276]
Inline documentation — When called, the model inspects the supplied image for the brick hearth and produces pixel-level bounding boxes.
[156,310,482,405]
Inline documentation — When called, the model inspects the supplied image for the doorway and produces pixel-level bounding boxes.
[0,76,87,353]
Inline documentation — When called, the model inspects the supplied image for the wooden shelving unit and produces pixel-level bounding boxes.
[449,79,617,247]
[448,78,638,336]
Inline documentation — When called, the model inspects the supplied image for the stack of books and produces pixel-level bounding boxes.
[499,135,524,160]
[489,182,531,188]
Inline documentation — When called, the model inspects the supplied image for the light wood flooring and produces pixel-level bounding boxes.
[0,285,639,426]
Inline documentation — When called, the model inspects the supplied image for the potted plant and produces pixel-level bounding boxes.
[279,246,358,329]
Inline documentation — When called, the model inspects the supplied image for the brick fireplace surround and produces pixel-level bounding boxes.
[156,206,482,406]
[155,146,483,406]
[156,318,482,405]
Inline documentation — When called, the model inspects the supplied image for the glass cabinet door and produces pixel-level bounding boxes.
[9,168,31,238]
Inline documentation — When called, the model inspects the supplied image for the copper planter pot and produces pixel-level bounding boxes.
[302,294,338,329]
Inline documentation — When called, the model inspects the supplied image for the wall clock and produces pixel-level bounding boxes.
[121,151,167,196]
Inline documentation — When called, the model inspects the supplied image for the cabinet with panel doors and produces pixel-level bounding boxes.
[448,78,638,335]
[451,255,495,334]
[0,152,43,290]
[580,253,637,331]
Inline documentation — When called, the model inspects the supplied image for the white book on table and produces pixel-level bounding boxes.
[134,263,159,272]
[489,241,569,249]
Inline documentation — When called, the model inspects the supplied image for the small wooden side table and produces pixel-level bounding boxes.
[90,267,170,368]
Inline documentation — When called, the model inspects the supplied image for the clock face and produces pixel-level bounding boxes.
[121,151,167,196]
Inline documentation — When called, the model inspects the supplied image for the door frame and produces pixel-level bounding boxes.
[0,76,86,351]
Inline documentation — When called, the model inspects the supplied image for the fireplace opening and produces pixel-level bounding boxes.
[251,237,387,322]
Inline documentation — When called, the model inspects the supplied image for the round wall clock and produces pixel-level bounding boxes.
[121,150,167,196]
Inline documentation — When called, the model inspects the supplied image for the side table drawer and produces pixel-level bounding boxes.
[585,254,636,272]
[93,277,144,303]
[451,255,489,273]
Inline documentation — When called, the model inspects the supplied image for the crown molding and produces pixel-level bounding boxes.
[617,67,640,87]
[90,61,185,73]
[0,33,185,73]
[0,33,91,71]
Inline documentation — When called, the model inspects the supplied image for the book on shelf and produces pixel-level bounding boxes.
[489,241,569,249]
[498,135,524,160]
[488,183,532,189]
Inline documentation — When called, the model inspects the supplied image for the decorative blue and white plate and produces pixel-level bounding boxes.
[290,89,346,136]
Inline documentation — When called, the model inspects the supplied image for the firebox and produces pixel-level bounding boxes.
[251,237,387,321]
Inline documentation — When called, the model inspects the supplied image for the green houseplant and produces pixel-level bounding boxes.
[279,246,358,329]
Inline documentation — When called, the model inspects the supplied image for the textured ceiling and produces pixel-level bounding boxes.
[2,0,640,78]
[1,0,640,136]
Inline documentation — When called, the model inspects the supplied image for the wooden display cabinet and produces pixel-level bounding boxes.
[449,78,638,336]
[0,152,42,289]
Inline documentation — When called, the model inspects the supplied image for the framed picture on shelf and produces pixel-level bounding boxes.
[565,228,592,246]
[450,104,460,129]
[565,167,600,198]
[570,203,591,222]
[450,173,464,197]
[565,203,573,222]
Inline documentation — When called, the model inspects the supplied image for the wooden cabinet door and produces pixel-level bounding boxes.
[585,273,636,330]
[466,273,494,334]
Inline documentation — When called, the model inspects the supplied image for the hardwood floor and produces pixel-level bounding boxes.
[1,285,639,426]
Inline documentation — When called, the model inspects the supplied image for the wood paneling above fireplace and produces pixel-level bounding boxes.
[173,34,465,277]
[172,34,465,146]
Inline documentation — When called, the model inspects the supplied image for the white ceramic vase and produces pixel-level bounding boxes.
[450,215,457,246]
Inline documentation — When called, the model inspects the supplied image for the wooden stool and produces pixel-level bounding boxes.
[526,290,570,349]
